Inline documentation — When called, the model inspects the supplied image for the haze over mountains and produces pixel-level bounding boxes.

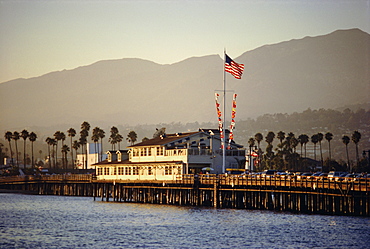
[1,28,369,131]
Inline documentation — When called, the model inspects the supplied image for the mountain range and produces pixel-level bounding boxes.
[1,28,369,132]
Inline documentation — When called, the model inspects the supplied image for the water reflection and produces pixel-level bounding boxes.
[1,194,369,248]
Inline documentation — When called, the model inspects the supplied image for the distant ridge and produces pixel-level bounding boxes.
[0,28,369,130]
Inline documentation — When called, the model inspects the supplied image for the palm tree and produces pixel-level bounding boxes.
[116,134,123,150]
[67,128,76,169]
[13,131,20,167]
[45,137,51,167]
[80,121,90,169]
[298,134,309,158]
[317,132,324,166]
[311,134,320,171]
[254,133,263,169]
[92,127,101,163]
[342,135,350,171]
[351,130,362,170]
[61,145,70,169]
[60,132,66,147]
[54,131,64,168]
[277,131,285,150]
[311,134,319,161]
[325,132,333,163]
[264,132,275,169]
[98,128,105,161]
[254,133,263,151]
[109,126,119,150]
[285,132,295,150]
[28,132,37,168]
[50,138,57,168]
[289,135,299,171]
[265,131,275,146]
[45,137,54,168]
[72,140,80,169]
[79,133,87,169]
[4,131,14,166]
[127,131,138,146]
[81,121,91,132]
[20,130,29,169]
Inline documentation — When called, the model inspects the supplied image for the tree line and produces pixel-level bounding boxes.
[247,130,368,173]
[1,106,369,175]
[2,121,140,173]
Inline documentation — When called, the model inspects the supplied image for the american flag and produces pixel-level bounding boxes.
[225,54,244,79]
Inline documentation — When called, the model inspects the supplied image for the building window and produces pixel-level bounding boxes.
[113,167,116,175]
[140,148,144,156]
[125,167,131,175]
[148,148,152,156]
[97,168,102,175]
[118,167,124,175]
[165,166,172,175]
[104,167,109,175]
[133,166,139,175]
[148,167,153,175]
[157,147,164,156]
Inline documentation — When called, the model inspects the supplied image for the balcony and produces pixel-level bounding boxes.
[129,148,244,163]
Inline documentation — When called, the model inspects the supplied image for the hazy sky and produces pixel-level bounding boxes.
[0,0,369,83]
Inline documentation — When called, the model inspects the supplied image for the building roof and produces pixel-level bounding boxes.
[128,132,200,147]
[127,129,243,149]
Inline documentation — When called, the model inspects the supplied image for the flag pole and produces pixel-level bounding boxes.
[223,49,226,173]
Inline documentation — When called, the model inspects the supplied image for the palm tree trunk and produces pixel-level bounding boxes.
[15,141,19,168]
[94,142,97,164]
[70,137,73,170]
[346,144,350,172]
[53,144,56,169]
[85,144,88,170]
[328,141,332,170]
[100,138,103,162]
[55,142,58,169]
[23,140,27,169]
[8,141,14,166]
[74,148,78,169]
[47,145,51,168]
[355,144,359,170]
[31,142,34,168]
[64,152,67,169]
[319,142,323,167]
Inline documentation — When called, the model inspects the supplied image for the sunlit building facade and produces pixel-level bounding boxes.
[95,129,246,181]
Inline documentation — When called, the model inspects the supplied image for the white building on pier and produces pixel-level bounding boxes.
[95,129,246,181]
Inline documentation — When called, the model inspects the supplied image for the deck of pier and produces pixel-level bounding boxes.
[1,174,369,216]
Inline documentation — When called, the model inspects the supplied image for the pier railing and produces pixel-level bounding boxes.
[197,174,370,192]
[0,174,369,192]
[0,174,92,183]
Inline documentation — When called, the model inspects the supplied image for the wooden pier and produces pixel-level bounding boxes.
[1,174,369,216]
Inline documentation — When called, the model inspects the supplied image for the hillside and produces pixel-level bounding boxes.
[0,28,369,131]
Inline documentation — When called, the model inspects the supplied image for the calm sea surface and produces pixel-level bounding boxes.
[0,193,369,249]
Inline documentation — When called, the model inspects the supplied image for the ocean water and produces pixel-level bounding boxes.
[0,193,369,249]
